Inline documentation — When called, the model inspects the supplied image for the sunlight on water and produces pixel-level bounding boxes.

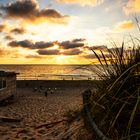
[0,64,98,80]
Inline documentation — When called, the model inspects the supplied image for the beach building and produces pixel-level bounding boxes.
[0,71,17,102]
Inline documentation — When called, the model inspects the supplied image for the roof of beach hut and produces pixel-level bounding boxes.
[0,71,18,77]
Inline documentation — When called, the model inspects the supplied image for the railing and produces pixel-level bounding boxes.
[17,74,100,80]
[82,90,111,140]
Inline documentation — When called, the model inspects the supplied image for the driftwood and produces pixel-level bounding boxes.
[35,119,67,129]
[0,116,21,123]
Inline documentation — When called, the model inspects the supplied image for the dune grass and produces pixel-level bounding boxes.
[87,40,140,139]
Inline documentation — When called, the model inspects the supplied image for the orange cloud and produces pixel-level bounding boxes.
[123,0,140,15]
[114,20,134,32]
[0,24,6,32]
[0,23,11,32]
[56,0,104,6]
[4,35,14,40]
[0,47,20,58]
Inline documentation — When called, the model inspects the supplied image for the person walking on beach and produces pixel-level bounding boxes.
[45,90,48,97]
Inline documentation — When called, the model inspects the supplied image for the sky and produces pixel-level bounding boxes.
[0,0,140,64]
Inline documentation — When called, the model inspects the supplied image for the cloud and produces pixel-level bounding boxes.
[62,48,82,55]
[25,54,42,58]
[59,39,85,49]
[56,0,104,7]
[72,38,86,42]
[84,53,111,59]
[83,54,97,59]
[4,35,14,40]
[0,49,7,56]
[8,40,54,49]
[10,28,26,34]
[1,0,68,24]
[37,48,82,56]
[123,0,140,15]
[0,47,20,58]
[89,45,107,51]
[9,40,34,49]
[108,47,124,53]
[8,38,86,50]
[37,49,60,55]
[8,38,86,56]
[35,41,54,49]
[0,47,14,57]
[114,20,134,32]
[84,47,131,59]
[0,24,6,32]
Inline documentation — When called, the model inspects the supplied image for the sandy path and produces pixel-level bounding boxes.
[0,87,88,140]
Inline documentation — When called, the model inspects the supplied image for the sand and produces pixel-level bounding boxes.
[0,85,91,140]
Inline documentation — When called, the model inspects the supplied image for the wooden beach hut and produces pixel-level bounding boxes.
[0,71,17,102]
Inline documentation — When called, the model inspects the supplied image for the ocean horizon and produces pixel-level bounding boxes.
[0,64,98,80]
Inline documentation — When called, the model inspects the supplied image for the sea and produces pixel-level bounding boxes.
[0,64,98,80]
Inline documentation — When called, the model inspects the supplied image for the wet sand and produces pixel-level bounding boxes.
[0,84,92,140]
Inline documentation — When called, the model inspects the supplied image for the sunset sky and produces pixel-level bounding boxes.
[0,0,140,64]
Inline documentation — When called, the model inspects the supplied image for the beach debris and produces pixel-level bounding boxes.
[37,129,46,134]
[35,119,67,129]
[16,129,29,138]
[0,116,21,123]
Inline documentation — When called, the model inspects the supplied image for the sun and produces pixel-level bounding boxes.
[56,54,66,64]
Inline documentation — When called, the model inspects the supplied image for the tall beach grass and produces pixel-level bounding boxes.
[86,40,140,139]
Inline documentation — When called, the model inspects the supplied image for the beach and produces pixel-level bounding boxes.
[0,80,95,140]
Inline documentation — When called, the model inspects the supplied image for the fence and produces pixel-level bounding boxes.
[17,74,100,80]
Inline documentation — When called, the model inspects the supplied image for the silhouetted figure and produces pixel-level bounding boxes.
[33,87,38,92]
[40,85,43,90]
[50,89,54,94]
[45,91,48,97]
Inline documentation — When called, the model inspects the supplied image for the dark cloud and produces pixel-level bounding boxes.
[84,54,96,59]
[8,38,86,56]
[1,0,37,18]
[34,41,54,49]
[62,49,82,55]
[108,47,123,53]
[84,53,111,59]
[8,38,86,50]
[8,40,54,49]
[72,38,86,42]
[89,45,107,51]
[37,48,82,56]
[38,9,63,18]
[4,35,14,40]
[37,49,82,56]
[9,40,33,48]
[0,24,6,32]
[59,40,85,49]
[0,0,67,23]
[37,49,59,55]
[10,28,26,34]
